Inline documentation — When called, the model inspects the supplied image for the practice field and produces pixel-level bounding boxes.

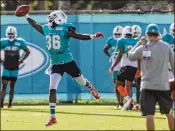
[1,105,170,130]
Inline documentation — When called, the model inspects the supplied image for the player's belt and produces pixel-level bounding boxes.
[56,52,64,55]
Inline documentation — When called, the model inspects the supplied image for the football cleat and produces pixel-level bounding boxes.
[45,117,57,127]
[89,87,100,99]
[8,105,12,109]
[114,104,119,109]
[121,98,133,111]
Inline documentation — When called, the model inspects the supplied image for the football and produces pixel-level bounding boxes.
[15,5,29,17]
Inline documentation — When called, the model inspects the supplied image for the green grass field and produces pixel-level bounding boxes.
[1,105,171,130]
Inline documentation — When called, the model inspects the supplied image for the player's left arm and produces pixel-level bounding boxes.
[68,28,104,40]
[19,40,30,64]
[19,47,30,64]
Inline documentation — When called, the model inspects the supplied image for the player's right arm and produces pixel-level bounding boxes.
[103,38,112,57]
[109,39,124,75]
[0,38,5,63]
[103,44,111,57]
[24,14,44,35]
[169,46,174,76]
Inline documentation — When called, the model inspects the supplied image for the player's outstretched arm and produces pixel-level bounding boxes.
[68,30,104,40]
[24,14,44,35]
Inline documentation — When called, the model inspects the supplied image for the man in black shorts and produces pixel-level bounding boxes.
[24,10,104,126]
[128,24,174,130]
[109,26,138,111]
[0,26,30,108]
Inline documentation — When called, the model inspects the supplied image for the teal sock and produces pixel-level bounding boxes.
[49,103,56,117]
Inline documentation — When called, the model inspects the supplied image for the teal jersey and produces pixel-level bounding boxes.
[106,36,119,58]
[106,36,117,51]
[116,37,138,67]
[0,38,27,70]
[162,33,175,51]
[0,37,27,50]
[116,37,138,53]
[42,23,76,65]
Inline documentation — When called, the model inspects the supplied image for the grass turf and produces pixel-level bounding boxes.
[1,105,171,130]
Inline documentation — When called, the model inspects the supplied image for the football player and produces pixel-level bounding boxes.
[23,11,104,126]
[103,26,124,109]
[162,23,175,109]
[132,25,142,110]
[109,26,138,111]
[0,26,30,108]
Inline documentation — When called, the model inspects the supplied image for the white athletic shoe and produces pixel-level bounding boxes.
[118,104,123,109]
[121,98,133,111]
[114,105,119,109]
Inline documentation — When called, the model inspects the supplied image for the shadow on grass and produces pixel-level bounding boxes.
[1,108,165,120]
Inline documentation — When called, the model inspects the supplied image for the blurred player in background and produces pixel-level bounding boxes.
[103,26,124,109]
[0,26,30,108]
[162,23,175,109]
[23,10,104,126]
[109,26,138,110]
[132,25,142,110]
[128,23,174,131]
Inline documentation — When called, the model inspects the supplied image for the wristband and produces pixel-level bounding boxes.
[90,35,95,39]
[24,14,29,19]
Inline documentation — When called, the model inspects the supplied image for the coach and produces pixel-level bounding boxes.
[127,24,174,131]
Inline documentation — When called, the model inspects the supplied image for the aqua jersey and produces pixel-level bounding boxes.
[0,38,27,50]
[106,36,117,52]
[106,36,121,71]
[162,33,175,51]
[42,23,75,65]
[0,38,27,70]
[116,37,138,67]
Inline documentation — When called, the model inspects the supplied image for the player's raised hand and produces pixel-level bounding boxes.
[91,32,104,39]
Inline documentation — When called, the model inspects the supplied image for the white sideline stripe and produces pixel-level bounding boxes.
[11,105,114,109]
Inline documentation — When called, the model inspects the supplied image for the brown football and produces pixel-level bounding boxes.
[15,5,29,17]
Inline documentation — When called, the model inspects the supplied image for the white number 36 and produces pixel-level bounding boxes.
[46,35,61,50]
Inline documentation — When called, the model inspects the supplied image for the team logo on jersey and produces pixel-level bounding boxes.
[56,27,63,30]
[18,42,49,78]
[15,42,20,46]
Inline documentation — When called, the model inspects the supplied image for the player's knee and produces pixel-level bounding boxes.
[116,80,123,87]
[10,81,16,87]
[49,73,62,90]
[2,80,8,86]
[49,89,56,94]
[74,75,86,86]
[49,85,57,90]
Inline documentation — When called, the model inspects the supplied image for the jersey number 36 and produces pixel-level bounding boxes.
[46,35,61,50]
